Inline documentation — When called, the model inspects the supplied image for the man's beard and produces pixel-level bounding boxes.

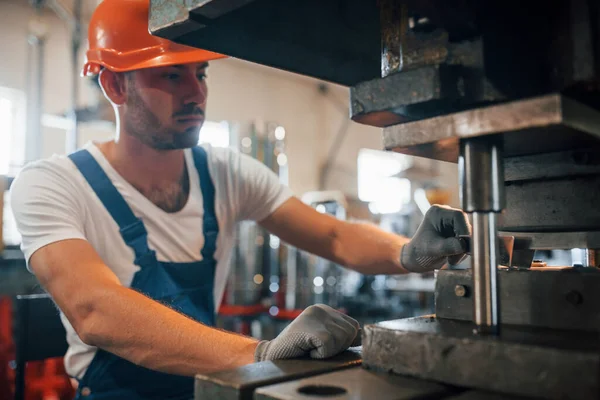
[124,87,202,150]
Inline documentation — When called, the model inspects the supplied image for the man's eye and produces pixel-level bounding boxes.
[165,73,180,80]
[197,74,207,81]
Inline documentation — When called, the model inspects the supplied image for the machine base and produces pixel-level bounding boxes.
[254,366,534,400]
[254,367,457,400]
[194,349,361,400]
[362,316,600,400]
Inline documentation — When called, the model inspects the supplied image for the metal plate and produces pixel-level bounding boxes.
[350,66,443,127]
[446,391,532,400]
[362,316,600,400]
[495,231,600,250]
[194,349,361,400]
[383,94,600,162]
[149,0,380,86]
[504,148,600,182]
[435,269,600,332]
[253,366,458,400]
[500,176,600,232]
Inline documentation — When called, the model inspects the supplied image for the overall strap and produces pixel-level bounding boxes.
[69,149,155,267]
[191,147,219,262]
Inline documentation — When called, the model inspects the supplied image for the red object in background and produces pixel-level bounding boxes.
[0,297,74,400]
[0,297,13,399]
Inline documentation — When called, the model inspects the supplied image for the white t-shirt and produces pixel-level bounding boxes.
[9,141,293,379]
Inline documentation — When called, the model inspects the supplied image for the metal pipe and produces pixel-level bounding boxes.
[471,212,499,331]
[459,136,504,335]
[584,249,599,268]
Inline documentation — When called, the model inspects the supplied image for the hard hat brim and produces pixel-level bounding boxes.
[82,47,227,77]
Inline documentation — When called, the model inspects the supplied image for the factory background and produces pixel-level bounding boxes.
[1,0,593,399]
[0,1,462,398]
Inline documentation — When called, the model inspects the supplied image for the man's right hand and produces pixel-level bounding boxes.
[254,304,361,362]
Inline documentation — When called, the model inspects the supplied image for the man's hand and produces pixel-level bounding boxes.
[401,205,471,273]
[254,304,361,362]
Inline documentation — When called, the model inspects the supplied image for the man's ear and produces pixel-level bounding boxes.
[98,69,129,105]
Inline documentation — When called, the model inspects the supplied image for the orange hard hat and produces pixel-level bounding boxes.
[82,0,227,77]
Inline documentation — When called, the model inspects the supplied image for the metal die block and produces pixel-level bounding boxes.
[435,269,600,332]
[362,316,600,400]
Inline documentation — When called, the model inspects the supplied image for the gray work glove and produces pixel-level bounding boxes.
[254,304,361,362]
[401,205,471,273]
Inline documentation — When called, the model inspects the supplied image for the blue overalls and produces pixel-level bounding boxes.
[68,146,218,400]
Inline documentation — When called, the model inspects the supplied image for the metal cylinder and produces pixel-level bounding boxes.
[459,136,504,335]
[584,249,599,268]
[459,137,505,212]
[471,212,499,332]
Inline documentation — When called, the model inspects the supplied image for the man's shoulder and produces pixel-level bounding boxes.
[15,153,79,183]
[10,152,85,201]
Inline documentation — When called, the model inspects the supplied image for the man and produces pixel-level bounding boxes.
[10,0,470,399]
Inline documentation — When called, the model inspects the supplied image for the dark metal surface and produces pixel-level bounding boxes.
[150,0,380,86]
[350,66,443,127]
[459,235,535,268]
[253,366,459,400]
[149,0,600,111]
[383,94,600,162]
[379,0,403,78]
[194,349,361,400]
[497,231,600,250]
[435,269,600,332]
[459,137,504,212]
[500,176,600,232]
[459,235,514,267]
[504,148,600,182]
[362,316,600,400]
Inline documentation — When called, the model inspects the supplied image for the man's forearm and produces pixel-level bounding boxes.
[80,285,258,376]
[331,221,410,275]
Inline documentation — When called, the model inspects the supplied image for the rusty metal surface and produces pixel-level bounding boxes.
[149,0,206,39]
[383,94,600,162]
[500,176,600,232]
[380,0,404,78]
[253,366,459,400]
[194,349,361,400]
[362,316,600,400]
[435,269,600,332]
[350,66,443,127]
[351,38,503,128]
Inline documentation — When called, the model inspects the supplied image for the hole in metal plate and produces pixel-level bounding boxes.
[297,384,348,397]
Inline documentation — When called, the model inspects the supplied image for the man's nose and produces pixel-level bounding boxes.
[183,77,207,105]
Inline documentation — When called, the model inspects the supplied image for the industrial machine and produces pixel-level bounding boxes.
[149,0,600,398]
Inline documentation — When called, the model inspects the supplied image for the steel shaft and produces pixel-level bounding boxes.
[459,136,504,334]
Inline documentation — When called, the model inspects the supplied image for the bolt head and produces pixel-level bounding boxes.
[454,285,468,297]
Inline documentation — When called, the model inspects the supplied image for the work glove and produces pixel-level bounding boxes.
[401,205,471,273]
[254,304,361,362]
